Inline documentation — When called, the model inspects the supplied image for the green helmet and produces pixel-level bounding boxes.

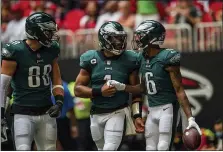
[98,21,127,55]
[132,20,166,51]
[25,12,59,47]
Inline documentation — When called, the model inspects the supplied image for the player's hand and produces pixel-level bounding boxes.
[186,117,202,135]
[46,102,63,118]
[101,82,116,97]
[134,118,145,133]
[107,80,126,91]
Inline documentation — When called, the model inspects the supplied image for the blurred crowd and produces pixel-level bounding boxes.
[1,0,222,43]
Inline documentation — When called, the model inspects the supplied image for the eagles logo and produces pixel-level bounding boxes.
[181,67,214,116]
[2,48,12,58]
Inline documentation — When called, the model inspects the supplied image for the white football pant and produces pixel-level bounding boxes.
[145,103,180,150]
[13,114,57,150]
[90,108,125,151]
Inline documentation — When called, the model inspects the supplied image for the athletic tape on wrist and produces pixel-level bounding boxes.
[52,85,64,91]
[132,101,142,119]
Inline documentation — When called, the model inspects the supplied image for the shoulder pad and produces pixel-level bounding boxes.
[1,41,21,61]
[164,49,181,66]
[80,50,97,61]
[80,50,97,72]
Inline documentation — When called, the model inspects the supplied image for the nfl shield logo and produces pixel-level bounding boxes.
[106,60,111,65]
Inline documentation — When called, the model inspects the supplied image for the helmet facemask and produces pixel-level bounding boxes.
[101,33,127,55]
[132,32,149,51]
[37,22,59,47]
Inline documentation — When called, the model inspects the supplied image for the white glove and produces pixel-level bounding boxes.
[107,80,126,91]
[186,117,202,135]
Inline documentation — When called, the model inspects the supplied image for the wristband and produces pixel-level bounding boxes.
[54,95,64,105]
[92,88,102,97]
[132,101,142,119]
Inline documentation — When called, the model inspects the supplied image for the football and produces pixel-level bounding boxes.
[182,127,201,150]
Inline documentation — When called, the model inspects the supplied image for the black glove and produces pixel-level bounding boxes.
[46,101,63,118]
[1,107,9,143]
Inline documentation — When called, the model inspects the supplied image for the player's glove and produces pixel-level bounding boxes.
[46,101,63,118]
[107,80,126,91]
[1,107,9,144]
[186,117,202,135]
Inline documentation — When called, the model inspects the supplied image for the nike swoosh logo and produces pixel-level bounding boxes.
[163,107,170,111]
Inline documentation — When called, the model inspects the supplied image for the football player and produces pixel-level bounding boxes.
[74,21,144,150]
[0,12,64,150]
[108,20,202,150]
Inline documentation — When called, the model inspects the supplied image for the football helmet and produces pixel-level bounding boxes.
[98,21,127,55]
[132,20,166,52]
[25,12,59,47]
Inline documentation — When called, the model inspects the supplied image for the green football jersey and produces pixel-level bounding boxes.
[2,40,60,107]
[80,50,139,109]
[139,48,181,107]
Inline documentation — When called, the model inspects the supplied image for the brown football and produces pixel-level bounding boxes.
[182,127,201,150]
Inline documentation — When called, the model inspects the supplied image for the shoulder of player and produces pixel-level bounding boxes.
[1,40,24,61]
[160,48,180,60]
[80,50,98,61]
[3,40,24,53]
[50,41,60,52]
[51,41,60,48]
[161,48,181,66]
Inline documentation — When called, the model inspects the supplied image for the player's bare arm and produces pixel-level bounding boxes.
[46,58,64,117]
[108,76,146,95]
[74,69,116,98]
[74,69,92,98]
[129,70,145,133]
[125,76,146,94]
[166,66,192,118]
[166,66,201,135]
[51,58,64,96]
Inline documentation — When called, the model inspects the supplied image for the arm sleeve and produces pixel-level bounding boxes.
[1,44,16,61]
[165,50,181,67]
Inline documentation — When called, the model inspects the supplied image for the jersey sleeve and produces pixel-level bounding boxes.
[79,50,94,72]
[1,43,17,61]
[51,41,60,59]
[164,50,181,67]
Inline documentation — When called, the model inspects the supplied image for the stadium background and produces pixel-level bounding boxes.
[1,0,222,151]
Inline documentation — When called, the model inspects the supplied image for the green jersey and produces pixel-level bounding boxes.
[2,40,60,108]
[80,50,139,109]
[139,48,180,107]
